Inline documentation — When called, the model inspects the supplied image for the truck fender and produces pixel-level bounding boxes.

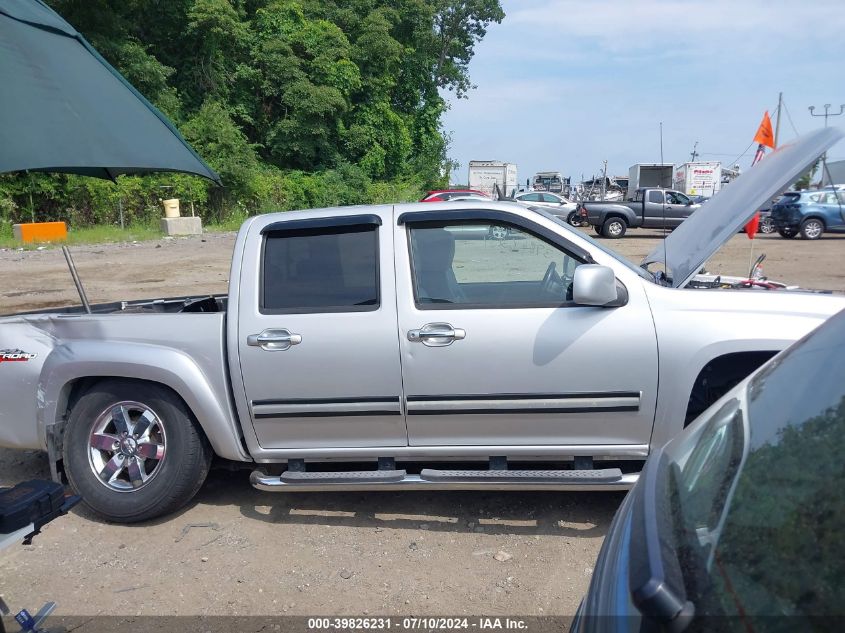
[650,338,786,449]
[38,340,251,464]
[595,204,636,226]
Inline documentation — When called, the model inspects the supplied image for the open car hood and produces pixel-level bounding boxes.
[642,127,844,287]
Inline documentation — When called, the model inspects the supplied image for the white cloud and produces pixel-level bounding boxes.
[443,0,845,183]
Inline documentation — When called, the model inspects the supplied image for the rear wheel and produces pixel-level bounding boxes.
[778,227,798,239]
[601,217,627,238]
[63,379,212,523]
[759,217,775,234]
[567,211,582,227]
[800,218,824,240]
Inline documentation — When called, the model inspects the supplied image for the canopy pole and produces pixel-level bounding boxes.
[61,246,92,314]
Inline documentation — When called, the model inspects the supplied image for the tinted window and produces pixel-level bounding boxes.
[648,190,664,203]
[262,225,378,312]
[666,313,845,618]
[520,193,541,202]
[408,222,583,308]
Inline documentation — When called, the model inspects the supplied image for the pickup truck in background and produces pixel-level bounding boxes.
[579,187,701,238]
[0,128,841,524]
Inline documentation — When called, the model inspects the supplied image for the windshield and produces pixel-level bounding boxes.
[534,208,654,282]
[661,313,845,618]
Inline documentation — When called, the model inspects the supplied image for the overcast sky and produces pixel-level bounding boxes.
[443,0,845,186]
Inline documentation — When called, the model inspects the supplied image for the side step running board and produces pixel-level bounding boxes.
[280,470,407,484]
[251,467,636,492]
[419,468,622,484]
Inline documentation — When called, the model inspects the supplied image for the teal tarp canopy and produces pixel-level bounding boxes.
[0,0,221,183]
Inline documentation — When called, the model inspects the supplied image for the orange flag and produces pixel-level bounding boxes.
[753,111,775,149]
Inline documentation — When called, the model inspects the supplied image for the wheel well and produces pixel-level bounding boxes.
[604,214,628,225]
[685,351,777,426]
[53,377,210,478]
[801,215,826,227]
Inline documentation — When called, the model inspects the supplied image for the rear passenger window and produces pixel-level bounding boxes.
[648,190,664,203]
[261,225,379,313]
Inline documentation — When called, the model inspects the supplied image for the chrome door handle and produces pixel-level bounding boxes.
[247,328,302,351]
[407,322,466,347]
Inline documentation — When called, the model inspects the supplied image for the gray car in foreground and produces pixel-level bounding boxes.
[573,306,845,632]
[0,128,842,523]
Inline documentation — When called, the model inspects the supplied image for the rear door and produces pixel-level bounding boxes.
[642,189,664,227]
[393,209,658,448]
[236,210,407,449]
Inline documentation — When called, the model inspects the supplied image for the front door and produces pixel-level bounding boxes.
[394,213,658,448]
[237,211,407,449]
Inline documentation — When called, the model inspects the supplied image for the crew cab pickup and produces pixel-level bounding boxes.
[0,128,842,523]
[580,187,700,238]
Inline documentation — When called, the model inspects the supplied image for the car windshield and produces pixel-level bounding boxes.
[532,207,655,282]
[661,313,845,618]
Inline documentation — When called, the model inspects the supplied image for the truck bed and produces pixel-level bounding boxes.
[5,294,228,317]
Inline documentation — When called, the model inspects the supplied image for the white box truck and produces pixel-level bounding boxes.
[674,161,722,197]
[627,163,673,199]
[468,161,518,197]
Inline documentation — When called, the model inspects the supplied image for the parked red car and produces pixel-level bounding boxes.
[419,189,491,202]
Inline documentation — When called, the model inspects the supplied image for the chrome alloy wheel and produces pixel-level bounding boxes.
[607,220,624,237]
[490,225,509,240]
[803,219,823,239]
[88,401,167,492]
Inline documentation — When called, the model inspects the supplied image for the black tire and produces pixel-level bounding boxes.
[601,217,627,239]
[567,211,582,227]
[800,218,824,240]
[63,379,212,523]
[778,228,797,239]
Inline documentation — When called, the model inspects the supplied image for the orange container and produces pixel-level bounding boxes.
[13,222,68,243]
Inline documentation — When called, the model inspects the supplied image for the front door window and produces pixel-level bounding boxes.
[408,223,584,308]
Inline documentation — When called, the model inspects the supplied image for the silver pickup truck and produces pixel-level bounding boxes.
[1,128,842,523]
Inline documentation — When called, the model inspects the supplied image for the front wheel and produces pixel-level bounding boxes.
[601,217,627,238]
[63,379,212,523]
[800,218,824,240]
[778,228,798,239]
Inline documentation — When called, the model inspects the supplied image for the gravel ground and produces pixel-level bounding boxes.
[0,226,843,620]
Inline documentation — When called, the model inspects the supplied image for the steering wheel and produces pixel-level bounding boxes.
[541,261,563,296]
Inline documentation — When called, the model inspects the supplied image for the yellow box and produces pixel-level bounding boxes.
[12,222,68,243]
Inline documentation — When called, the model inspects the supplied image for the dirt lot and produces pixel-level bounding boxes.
[0,227,843,620]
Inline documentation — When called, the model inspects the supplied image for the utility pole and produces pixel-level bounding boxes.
[690,141,699,162]
[808,102,845,185]
[601,160,608,200]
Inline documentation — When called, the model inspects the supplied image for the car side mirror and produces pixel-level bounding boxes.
[573,265,627,307]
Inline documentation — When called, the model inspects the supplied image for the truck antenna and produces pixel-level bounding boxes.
[660,122,668,281]
[61,245,92,314]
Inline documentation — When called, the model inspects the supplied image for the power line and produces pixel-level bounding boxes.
[781,99,800,137]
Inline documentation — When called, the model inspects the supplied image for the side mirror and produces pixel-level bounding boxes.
[573,265,627,307]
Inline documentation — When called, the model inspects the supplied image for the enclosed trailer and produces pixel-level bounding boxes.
[628,163,673,199]
[468,161,518,197]
[673,161,722,197]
